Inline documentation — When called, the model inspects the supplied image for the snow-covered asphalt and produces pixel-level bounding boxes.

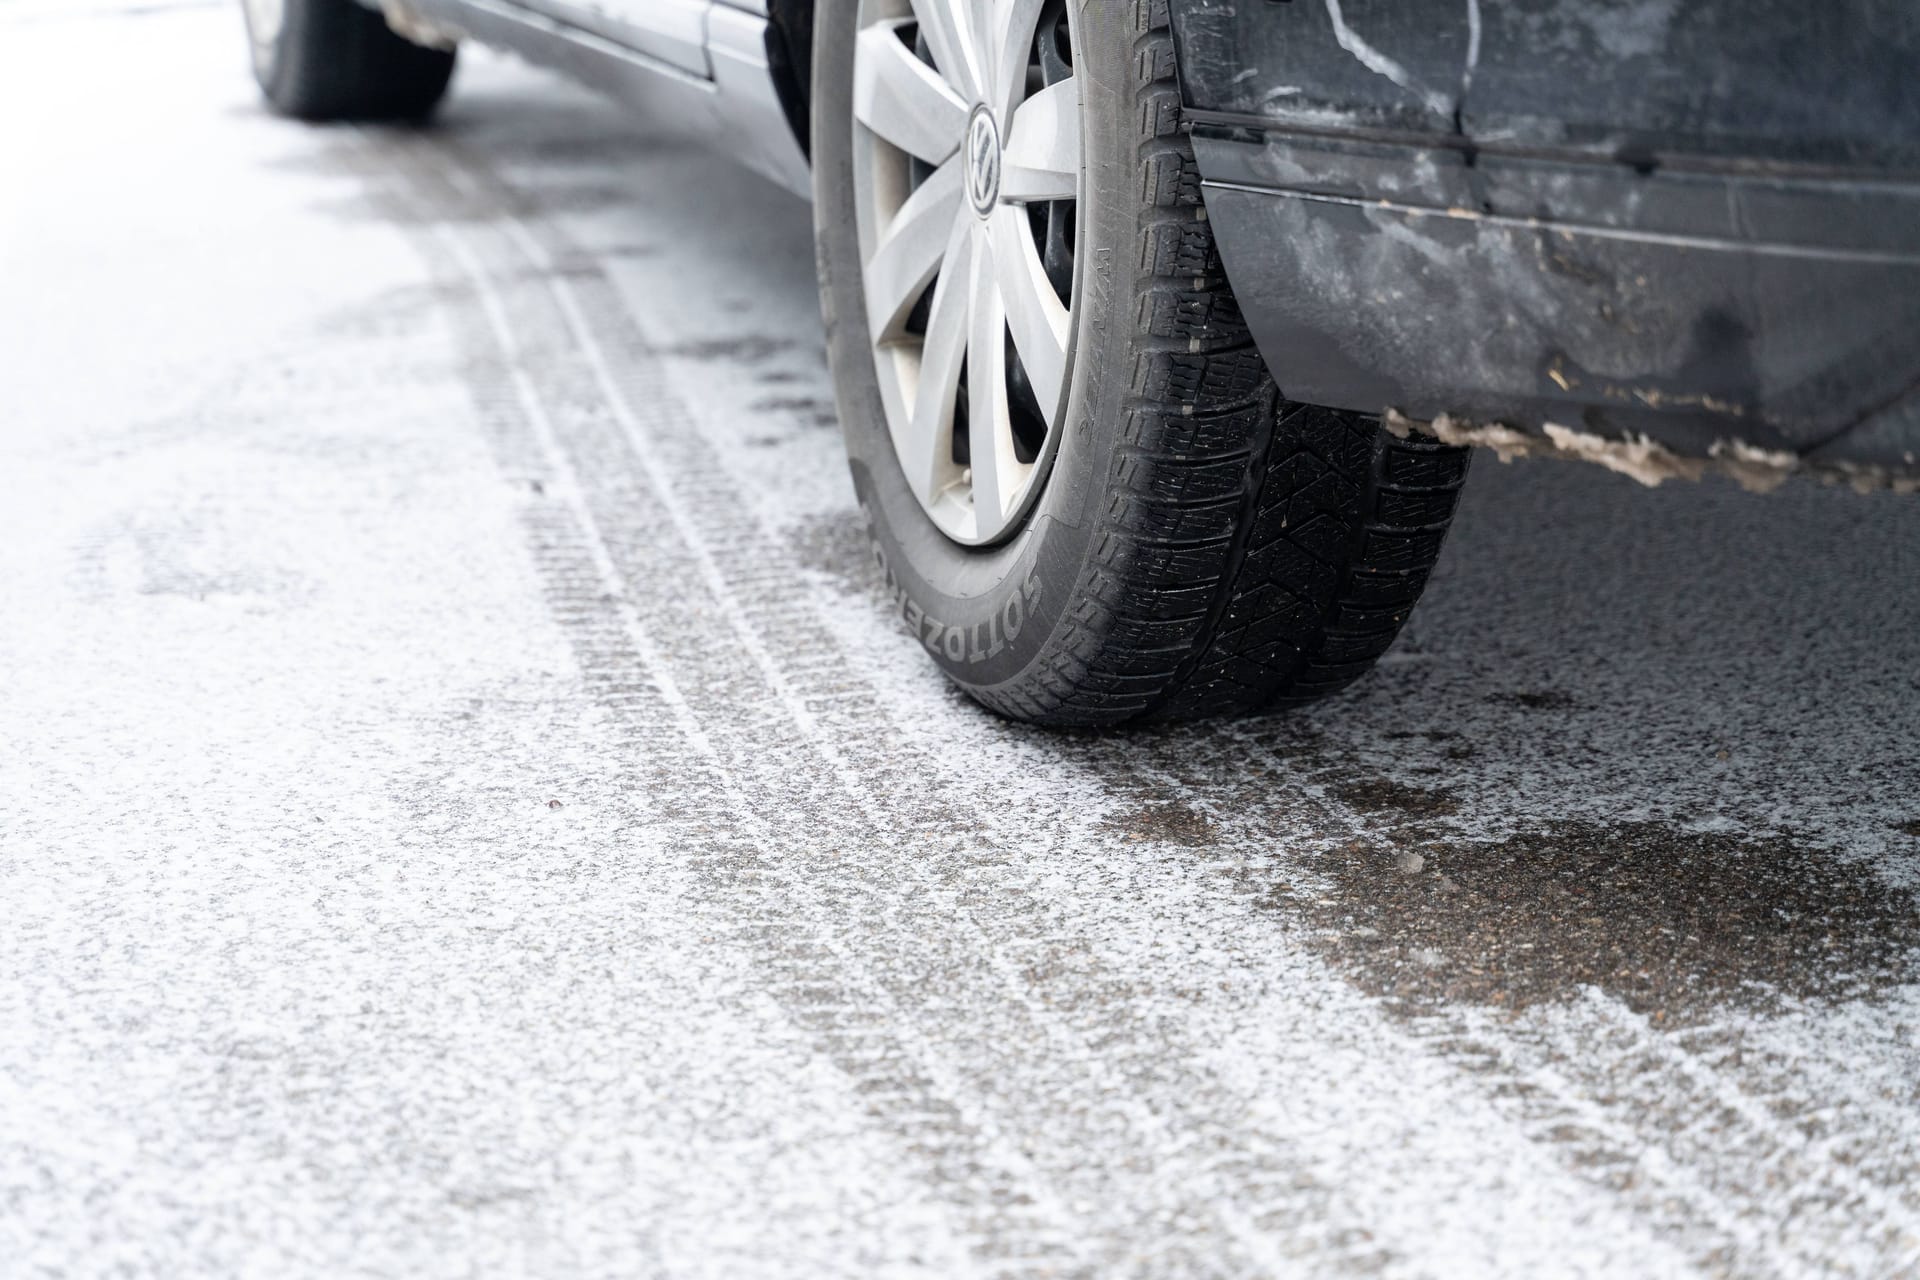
[3,6,1918,1277]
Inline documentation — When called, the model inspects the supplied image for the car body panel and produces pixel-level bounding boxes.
[1190,130,1920,464]
[507,0,709,75]
[385,0,810,194]
[1168,0,1920,476]
[1169,0,1920,168]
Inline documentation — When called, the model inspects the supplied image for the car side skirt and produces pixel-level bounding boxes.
[391,0,810,198]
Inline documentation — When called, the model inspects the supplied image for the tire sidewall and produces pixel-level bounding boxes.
[241,0,289,86]
[814,0,1144,693]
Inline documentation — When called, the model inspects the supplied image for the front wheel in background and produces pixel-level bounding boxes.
[241,0,457,122]
[813,0,1473,727]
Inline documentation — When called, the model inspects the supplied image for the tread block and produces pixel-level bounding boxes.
[1341,568,1433,610]
[1359,526,1450,573]
[1129,398,1268,453]
[1120,451,1256,503]
[1138,288,1249,347]
[1114,495,1245,544]
[1138,222,1224,280]
[1139,147,1200,206]
[1281,508,1354,564]
[1138,87,1184,139]
[1121,540,1234,584]
[1315,628,1399,665]
[1373,486,1464,528]
[1137,348,1270,407]
[1382,441,1473,487]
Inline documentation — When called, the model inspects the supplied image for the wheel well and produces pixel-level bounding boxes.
[765,0,816,160]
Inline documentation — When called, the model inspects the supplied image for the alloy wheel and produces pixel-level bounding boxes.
[851,0,1081,546]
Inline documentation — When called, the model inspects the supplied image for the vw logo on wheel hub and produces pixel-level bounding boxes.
[965,107,1002,216]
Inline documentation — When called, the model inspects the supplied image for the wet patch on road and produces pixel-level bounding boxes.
[1100,797,1221,848]
[1329,777,1462,822]
[1276,817,1920,1020]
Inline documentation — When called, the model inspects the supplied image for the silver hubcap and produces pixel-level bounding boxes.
[852,0,1081,546]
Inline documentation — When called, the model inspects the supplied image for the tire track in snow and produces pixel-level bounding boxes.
[1159,722,1920,1276]
[844,706,1815,1277]
[551,213,1912,1265]
[1210,720,1920,1275]
[361,129,1706,1276]
[1094,720,1920,1277]
[378,135,1358,1280]
[361,138,1079,1278]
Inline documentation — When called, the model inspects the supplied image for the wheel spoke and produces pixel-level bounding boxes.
[983,0,1049,122]
[967,237,1021,533]
[1000,76,1079,203]
[863,156,965,341]
[907,0,982,101]
[987,205,1070,426]
[858,0,1078,544]
[896,219,976,504]
[853,21,969,166]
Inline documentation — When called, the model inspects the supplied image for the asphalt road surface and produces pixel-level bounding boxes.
[4,6,1919,1277]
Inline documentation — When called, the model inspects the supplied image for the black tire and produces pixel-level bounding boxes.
[243,0,457,123]
[814,0,1471,727]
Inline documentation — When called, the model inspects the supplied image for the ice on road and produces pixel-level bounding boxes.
[2,7,1918,1277]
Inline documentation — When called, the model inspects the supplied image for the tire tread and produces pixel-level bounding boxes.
[968,2,1470,726]
[258,0,456,122]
